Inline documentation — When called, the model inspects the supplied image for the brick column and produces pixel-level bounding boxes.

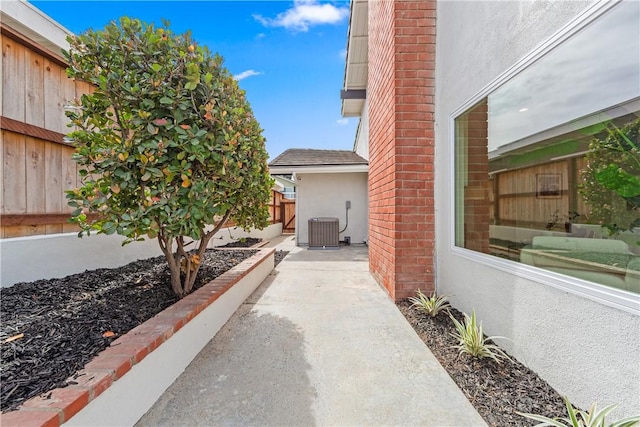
[368,0,436,300]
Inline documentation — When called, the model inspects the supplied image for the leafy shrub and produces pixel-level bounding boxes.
[64,18,273,297]
[580,119,640,236]
[518,395,640,427]
[408,289,451,317]
[449,310,510,363]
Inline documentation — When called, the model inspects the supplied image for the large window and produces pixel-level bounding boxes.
[455,1,640,294]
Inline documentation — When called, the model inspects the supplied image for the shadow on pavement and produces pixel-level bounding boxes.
[136,282,316,426]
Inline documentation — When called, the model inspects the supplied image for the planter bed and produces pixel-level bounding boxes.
[0,247,275,427]
[397,301,567,426]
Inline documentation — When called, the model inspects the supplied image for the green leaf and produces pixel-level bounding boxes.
[102,222,117,235]
[147,167,164,178]
[141,171,151,181]
[160,96,173,105]
[595,164,640,198]
[151,63,162,72]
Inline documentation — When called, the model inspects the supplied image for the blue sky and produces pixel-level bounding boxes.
[30,0,357,160]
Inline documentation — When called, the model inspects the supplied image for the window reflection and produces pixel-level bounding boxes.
[488,1,640,153]
[455,1,640,294]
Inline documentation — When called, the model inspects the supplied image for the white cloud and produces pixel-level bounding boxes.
[234,70,262,81]
[254,0,349,32]
[337,118,349,125]
[339,48,347,60]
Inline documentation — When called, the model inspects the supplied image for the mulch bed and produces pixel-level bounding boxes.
[218,237,262,248]
[0,249,258,413]
[397,300,567,426]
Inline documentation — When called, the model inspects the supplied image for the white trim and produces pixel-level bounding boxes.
[450,246,640,315]
[269,164,368,175]
[448,0,639,314]
[0,0,73,56]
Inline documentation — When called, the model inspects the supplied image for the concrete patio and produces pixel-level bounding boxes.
[136,235,486,426]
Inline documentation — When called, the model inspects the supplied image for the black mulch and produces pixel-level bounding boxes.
[218,238,289,267]
[397,300,567,426]
[0,249,258,413]
[218,237,262,248]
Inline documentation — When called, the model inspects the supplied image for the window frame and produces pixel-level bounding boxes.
[448,0,640,315]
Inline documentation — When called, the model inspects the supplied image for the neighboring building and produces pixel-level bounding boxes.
[269,148,368,246]
[272,174,297,199]
[342,0,639,418]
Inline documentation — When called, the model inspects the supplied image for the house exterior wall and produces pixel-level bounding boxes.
[354,99,369,160]
[435,0,639,417]
[295,172,368,246]
[367,0,436,300]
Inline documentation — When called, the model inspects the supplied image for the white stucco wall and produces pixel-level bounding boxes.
[0,223,282,286]
[435,0,639,418]
[295,172,368,246]
[354,99,369,160]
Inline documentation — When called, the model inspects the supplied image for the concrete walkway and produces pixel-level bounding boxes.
[136,236,487,426]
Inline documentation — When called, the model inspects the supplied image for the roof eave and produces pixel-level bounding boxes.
[270,164,368,175]
[341,0,368,118]
[0,0,74,63]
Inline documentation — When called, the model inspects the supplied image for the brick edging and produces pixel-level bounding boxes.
[0,248,275,427]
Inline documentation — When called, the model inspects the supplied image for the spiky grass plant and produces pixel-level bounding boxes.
[518,396,640,427]
[408,289,451,317]
[449,310,510,363]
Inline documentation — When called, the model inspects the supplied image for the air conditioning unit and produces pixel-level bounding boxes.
[308,217,339,249]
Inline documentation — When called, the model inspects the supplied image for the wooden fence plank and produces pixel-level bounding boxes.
[25,49,45,127]
[0,131,4,216]
[44,58,64,134]
[62,145,77,213]
[1,213,99,226]
[25,137,46,235]
[2,131,27,236]
[62,69,75,134]
[2,131,26,213]
[45,142,63,233]
[0,34,4,117]
[282,200,295,233]
[3,226,28,238]
[2,37,26,121]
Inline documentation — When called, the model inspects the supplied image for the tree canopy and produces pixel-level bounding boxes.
[64,17,273,297]
[580,119,640,236]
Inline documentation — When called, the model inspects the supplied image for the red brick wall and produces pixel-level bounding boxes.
[368,0,436,300]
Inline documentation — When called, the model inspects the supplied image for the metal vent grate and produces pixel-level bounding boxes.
[308,217,339,249]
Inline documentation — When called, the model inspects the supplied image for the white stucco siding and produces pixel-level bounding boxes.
[354,99,369,160]
[435,0,639,418]
[295,172,368,246]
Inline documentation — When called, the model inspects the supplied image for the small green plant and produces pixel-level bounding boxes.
[408,290,451,317]
[518,395,640,427]
[449,310,510,363]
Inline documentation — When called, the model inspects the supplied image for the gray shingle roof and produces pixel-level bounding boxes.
[269,149,367,167]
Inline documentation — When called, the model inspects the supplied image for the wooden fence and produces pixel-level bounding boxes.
[490,156,589,231]
[1,28,296,239]
[1,28,95,238]
[268,190,295,233]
